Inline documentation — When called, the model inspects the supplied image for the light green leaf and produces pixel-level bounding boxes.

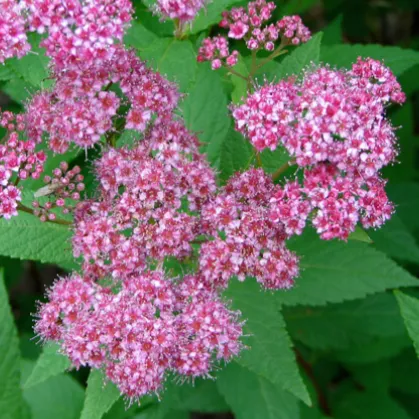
[284,293,407,350]
[321,44,419,76]
[80,370,121,419]
[163,378,229,413]
[230,55,249,104]
[395,291,419,357]
[190,0,242,34]
[140,39,197,92]
[6,34,51,88]
[218,129,253,183]
[0,211,73,265]
[275,230,418,307]
[217,362,300,419]
[348,226,372,244]
[275,32,323,80]
[24,342,71,389]
[124,22,159,50]
[0,269,23,419]
[182,65,231,167]
[225,280,311,405]
[21,360,84,419]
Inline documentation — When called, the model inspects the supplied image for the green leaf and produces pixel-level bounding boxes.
[225,280,311,405]
[124,22,159,50]
[335,334,411,365]
[182,65,231,167]
[275,32,323,80]
[230,55,249,104]
[334,390,412,419]
[190,0,242,34]
[218,129,253,183]
[217,362,300,419]
[0,211,73,265]
[6,34,51,88]
[369,215,419,264]
[284,293,407,350]
[280,0,319,15]
[0,65,16,81]
[387,182,419,234]
[348,226,372,244]
[80,370,121,419]
[321,44,419,76]
[0,269,23,419]
[21,360,84,419]
[395,291,419,357]
[345,361,390,393]
[24,342,71,389]
[390,348,419,395]
[139,39,197,92]
[163,378,229,413]
[275,230,418,307]
[322,15,343,46]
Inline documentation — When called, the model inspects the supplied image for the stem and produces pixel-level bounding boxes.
[256,48,288,70]
[255,152,263,168]
[17,203,72,226]
[295,349,332,417]
[272,159,296,182]
[228,68,249,82]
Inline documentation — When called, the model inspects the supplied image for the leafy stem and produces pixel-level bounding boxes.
[17,203,72,226]
[272,159,296,182]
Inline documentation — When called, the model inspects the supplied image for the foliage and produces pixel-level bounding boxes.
[1,0,419,418]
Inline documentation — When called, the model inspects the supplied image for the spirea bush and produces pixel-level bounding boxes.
[1,1,419,418]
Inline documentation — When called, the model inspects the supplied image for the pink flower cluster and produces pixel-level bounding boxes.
[72,119,216,281]
[0,110,46,219]
[198,0,311,69]
[233,60,405,176]
[32,163,85,222]
[0,0,30,63]
[155,0,209,22]
[200,169,299,289]
[35,271,242,400]
[26,43,179,152]
[234,59,404,239]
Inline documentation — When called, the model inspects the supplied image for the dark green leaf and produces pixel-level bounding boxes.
[225,280,311,404]
[395,291,419,357]
[217,362,300,419]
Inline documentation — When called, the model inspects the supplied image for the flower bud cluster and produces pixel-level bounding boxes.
[31,163,85,222]
[198,0,311,69]
[0,110,46,219]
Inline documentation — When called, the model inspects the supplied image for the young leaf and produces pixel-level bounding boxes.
[225,280,311,405]
[0,269,23,419]
[275,230,418,307]
[163,378,229,413]
[0,211,73,265]
[217,362,300,419]
[275,32,323,80]
[80,370,121,419]
[321,44,419,76]
[182,65,231,167]
[230,54,249,104]
[21,360,84,419]
[190,0,242,34]
[395,291,419,357]
[24,342,71,389]
[139,39,197,92]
